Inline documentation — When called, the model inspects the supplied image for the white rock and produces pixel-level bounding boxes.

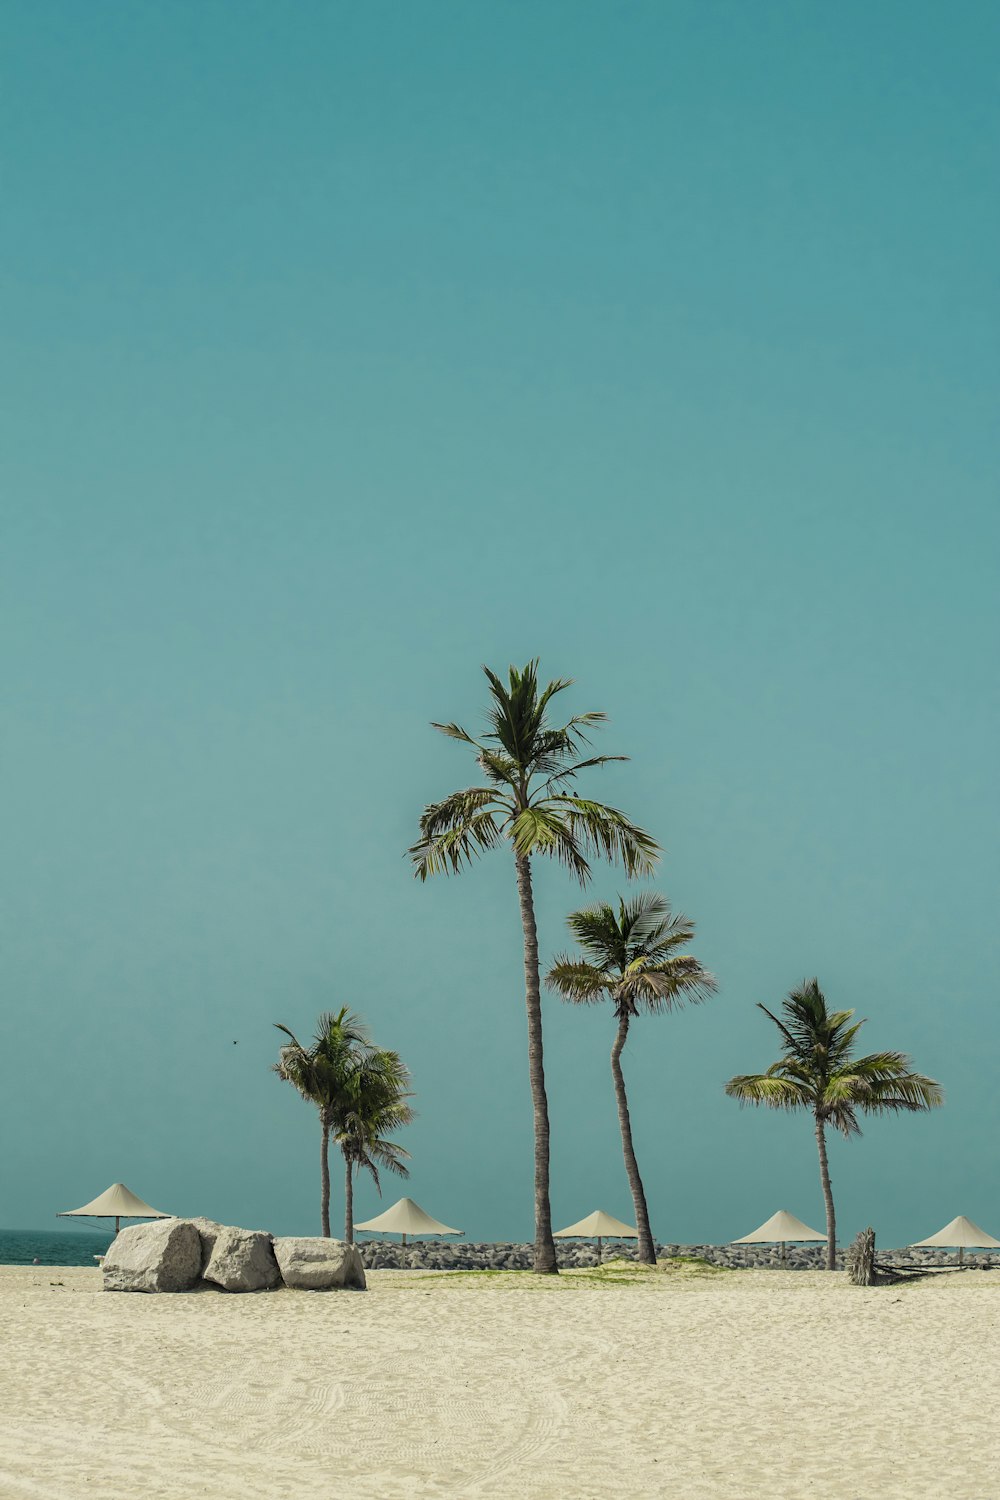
[272,1236,366,1291]
[103,1219,201,1293]
[204,1227,281,1292]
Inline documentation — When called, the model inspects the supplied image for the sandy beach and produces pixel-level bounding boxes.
[2,1262,998,1499]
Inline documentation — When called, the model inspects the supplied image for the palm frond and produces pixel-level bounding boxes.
[826,1060,943,1114]
[431,721,483,748]
[555,797,659,877]
[724,1073,813,1110]
[565,902,628,964]
[477,748,519,787]
[510,805,592,883]
[410,787,505,879]
[756,1003,803,1059]
[545,957,609,1003]
[736,982,942,1133]
[621,954,717,1014]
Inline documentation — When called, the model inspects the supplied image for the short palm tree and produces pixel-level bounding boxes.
[410,660,659,1273]
[725,980,943,1270]
[336,1047,415,1243]
[274,1008,412,1239]
[546,893,715,1264]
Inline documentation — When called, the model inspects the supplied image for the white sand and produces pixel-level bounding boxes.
[2,1263,998,1499]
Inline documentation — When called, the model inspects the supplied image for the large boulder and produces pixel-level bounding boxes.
[272,1236,366,1291]
[203,1227,281,1292]
[103,1219,202,1293]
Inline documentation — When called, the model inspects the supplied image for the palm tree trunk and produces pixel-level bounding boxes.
[814,1114,836,1271]
[320,1116,331,1238]
[514,852,558,1274]
[344,1157,354,1243]
[610,1012,656,1265]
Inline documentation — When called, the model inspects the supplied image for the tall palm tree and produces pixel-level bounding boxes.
[410,660,659,1273]
[336,1047,415,1243]
[725,979,943,1270]
[546,893,715,1264]
[274,1007,378,1238]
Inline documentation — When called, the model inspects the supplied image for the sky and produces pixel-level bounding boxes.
[3,1,998,1248]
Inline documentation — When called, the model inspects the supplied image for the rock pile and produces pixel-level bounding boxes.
[102,1226,992,1286]
[354,1240,996,1272]
[103,1220,366,1293]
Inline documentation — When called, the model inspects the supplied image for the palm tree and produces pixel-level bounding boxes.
[274,1007,378,1238]
[336,1047,415,1243]
[546,893,715,1264]
[725,979,943,1270]
[410,660,659,1274]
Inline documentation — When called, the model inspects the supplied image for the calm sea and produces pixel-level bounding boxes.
[0,1228,114,1266]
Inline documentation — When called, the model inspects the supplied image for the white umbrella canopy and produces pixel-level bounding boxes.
[554,1209,637,1262]
[733,1209,826,1244]
[733,1209,826,1264]
[911,1215,1000,1265]
[57,1181,171,1234]
[355,1196,462,1246]
[911,1215,1000,1248]
[554,1210,638,1239]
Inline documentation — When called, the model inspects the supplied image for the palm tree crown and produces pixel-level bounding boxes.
[410,660,659,884]
[274,1008,373,1124]
[548,893,716,1020]
[725,980,943,1136]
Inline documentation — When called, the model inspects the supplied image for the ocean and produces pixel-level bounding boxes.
[0,1228,114,1266]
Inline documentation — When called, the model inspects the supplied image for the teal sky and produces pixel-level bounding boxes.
[4,2,998,1247]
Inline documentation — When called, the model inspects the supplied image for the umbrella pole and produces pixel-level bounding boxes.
[780,1241,786,1265]
[597,1236,602,1265]
[115,1217,120,1235]
[402,1232,407,1248]
[958,1246,963,1268]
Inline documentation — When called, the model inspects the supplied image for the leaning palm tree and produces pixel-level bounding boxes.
[546,893,715,1264]
[725,980,943,1270]
[273,1008,376,1238]
[410,660,659,1273]
[336,1047,415,1243]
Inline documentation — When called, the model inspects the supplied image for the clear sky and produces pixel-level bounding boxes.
[3,2,998,1246]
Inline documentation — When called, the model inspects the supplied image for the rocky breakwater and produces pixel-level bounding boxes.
[355,1240,994,1272]
[102,1219,366,1293]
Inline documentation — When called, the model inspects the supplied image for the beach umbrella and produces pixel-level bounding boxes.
[354,1196,462,1247]
[910,1215,1000,1268]
[733,1208,826,1265]
[57,1181,171,1236]
[554,1209,638,1262]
